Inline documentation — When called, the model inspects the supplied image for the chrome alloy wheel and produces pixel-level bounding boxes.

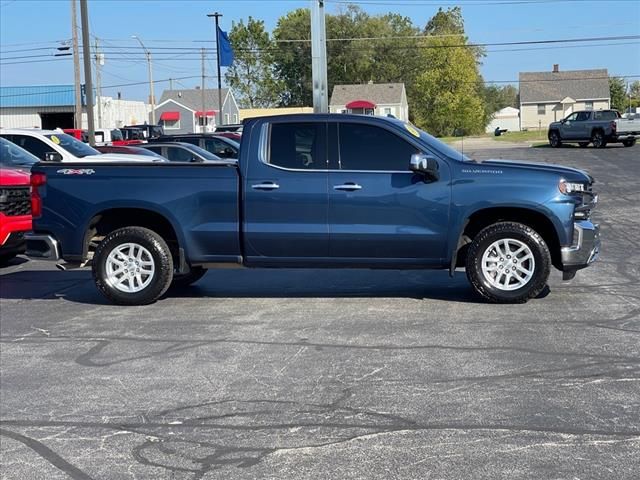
[105,243,155,293]
[480,238,535,291]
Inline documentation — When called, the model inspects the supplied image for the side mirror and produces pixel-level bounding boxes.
[410,153,439,180]
[44,152,63,162]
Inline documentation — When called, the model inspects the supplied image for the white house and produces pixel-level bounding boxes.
[329,82,409,121]
[485,106,520,133]
[519,65,610,130]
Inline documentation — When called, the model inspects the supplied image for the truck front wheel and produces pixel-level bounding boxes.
[548,131,562,148]
[93,227,174,305]
[466,222,551,303]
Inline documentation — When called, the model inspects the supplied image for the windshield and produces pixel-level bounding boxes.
[111,129,123,141]
[188,144,222,161]
[45,133,100,158]
[400,122,470,162]
[0,137,39,167]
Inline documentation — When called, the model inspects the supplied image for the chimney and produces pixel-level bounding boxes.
[553,64,559,73]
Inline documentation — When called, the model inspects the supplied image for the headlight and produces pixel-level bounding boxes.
[559,179,585,194]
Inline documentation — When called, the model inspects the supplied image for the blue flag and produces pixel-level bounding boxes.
[217,26,234,67]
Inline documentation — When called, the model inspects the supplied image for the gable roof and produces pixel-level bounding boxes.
[330,83,405,106]
[519,69,609,103]
[158,88,230,111]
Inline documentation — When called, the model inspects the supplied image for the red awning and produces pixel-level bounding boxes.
[346,100,376,109]
[195,110,216,117]
[160,111,180,121]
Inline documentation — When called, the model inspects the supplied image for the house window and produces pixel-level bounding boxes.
[233,114,238,124]
[585,101,593,110]
[162,119,180,130]
[197,116,209,127]
[384,107,392,115]
[224,113,230,124]
[537,104,546,115]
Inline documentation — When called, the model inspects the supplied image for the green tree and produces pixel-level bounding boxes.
[630,80,640,99]
[482,84,518,123]
[225,17,283,108]
[412,8,487,136]
[609,76,627,112]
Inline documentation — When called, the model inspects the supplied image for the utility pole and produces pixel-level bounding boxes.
[94,37,103,129]
[207,12,223,125]
[201,48,206,133]
[311,0,328,113]
[132,35,155,124]
[79,0,95,144]
[70,0,82,129]
[169,78,173,90]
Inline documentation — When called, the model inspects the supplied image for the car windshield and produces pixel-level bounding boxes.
[0,137,40,167]
[187,144,222,161]
[45,133,100,158]
[220,138,240,149]
[399,122,471,162]
[111,129,123,141]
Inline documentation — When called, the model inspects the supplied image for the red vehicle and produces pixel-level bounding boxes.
[214,131,242,141]
[0,168,32,265]
[63,128,89,143]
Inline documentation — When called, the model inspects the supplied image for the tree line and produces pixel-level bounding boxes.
[225,6,638,136]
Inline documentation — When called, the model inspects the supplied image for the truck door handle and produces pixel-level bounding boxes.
[251,182,280,191]
[333,183,362,191]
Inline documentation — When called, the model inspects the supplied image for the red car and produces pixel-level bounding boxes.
[0,168,32,265]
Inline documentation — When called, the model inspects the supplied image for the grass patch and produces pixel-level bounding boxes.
[493,130,547,142]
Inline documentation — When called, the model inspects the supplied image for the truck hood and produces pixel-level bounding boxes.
[0,167,31,186]
[474,159,592,183]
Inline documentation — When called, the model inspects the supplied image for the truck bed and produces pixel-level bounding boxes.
[31,162,241,264]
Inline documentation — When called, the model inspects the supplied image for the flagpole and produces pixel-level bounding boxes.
[207,12,224,125]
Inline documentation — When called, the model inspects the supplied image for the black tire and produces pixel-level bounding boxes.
[93,227,174,305]
[171,266,207,288]
[622,139,636,147]
[466,222,551,304]
[548,131,562,148]
[578,142,589,148]
[591,130,607,148]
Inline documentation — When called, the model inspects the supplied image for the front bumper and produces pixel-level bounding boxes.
[561,220,600,272]
[25,233,61,261]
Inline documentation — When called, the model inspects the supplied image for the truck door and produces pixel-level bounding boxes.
[561,112,580,139]
[328,121,451,265]
[243,121,329,262]
[574,111,591,139]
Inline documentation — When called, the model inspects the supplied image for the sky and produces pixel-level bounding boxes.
[1,0,639,103]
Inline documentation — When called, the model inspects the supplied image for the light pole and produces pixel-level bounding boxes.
[132,35,155,124]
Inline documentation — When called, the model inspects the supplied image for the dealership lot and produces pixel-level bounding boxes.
[1,144,639,479]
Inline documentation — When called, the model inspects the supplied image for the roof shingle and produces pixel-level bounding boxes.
[519,69,609,104]
[329,83,405,106]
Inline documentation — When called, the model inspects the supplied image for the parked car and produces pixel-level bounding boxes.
[0,167,32,265]
[26,114,600,305]
[95,145,167,160]
[214,131,242,141]
[119,128,146,143]
[214,124,243,134]
[140,142,223,163]
[0,137,39,170]
[63,128,89,143]
[124,124,165,140]
[0,129,160,162]
[548,109,640,148]
[151,134,239,159]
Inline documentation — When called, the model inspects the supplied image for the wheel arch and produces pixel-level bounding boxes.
[450,206,563,274]
[82,206,185,268]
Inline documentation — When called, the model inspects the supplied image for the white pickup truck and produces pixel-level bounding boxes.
[548,109,640,148]
[0,129,161,162]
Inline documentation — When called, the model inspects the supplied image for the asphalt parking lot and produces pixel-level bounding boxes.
[1,143,639,479]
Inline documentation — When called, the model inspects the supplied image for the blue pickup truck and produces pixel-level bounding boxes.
[26,114,600,305]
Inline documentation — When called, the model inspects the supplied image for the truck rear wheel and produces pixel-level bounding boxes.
[93,227,174,305]
[591,130,607,148]
[623,139,636,147]
[548,131,562,148]
[466,222,551,303]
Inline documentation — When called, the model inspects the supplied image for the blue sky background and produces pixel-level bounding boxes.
[1,0,639,102]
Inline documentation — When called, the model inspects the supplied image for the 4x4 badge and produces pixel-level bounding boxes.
[56,169,95,175]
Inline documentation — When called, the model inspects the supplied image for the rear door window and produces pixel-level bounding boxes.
[575,112,591,121]
[166,146,196,162]
[268,123,326,170]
